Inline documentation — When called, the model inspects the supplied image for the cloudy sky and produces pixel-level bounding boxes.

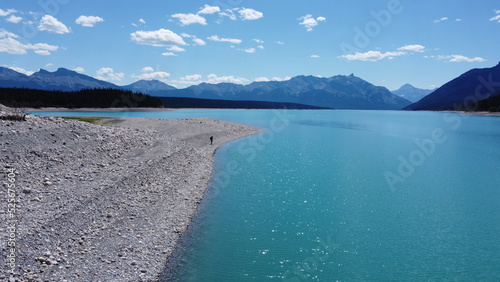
[0,0,499,89]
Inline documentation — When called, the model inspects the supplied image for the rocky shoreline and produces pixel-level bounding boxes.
[0,111,260,281]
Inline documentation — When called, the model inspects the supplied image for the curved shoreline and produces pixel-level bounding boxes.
[0,113,261,281]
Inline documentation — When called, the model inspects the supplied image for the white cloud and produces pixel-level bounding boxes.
[31,43,59,54]
[0,36,59,55]
[431,55,486,63]
[193,38,206,46]
[172,13,207,26]
[6,66,34,76]
[167,45,185,52]
[132,71,171,82]
[340,50,406,61]
[242,47,256,53]
[219,9,238,21]
[96,67,125,81]
[180,33,191,38]
[172,73,251,86]
[169,74,203,86]
[132,18,146,27]
[257,45,264,49]
[434,17,448,23]
[456,18,462,22]
[38,15,70,34]
[490,10,500,22]
[397,44,425,52]
[130,29,186,47]
[181,74,202,81]
[0,29,18,38]
[72,67,85,73]
[162,52,177,56]
[34,49,51,55]
[207,74,248,84]
[253,39,264,43]
[0,37,30,54]
[276,41,285,45]
[255,76,291,82]
[0,9,17,17]
[254,77,270,82]
[198,5,220,15]
[6,15,22,24]
[238,8,263,20]
[75,15,104,27]
[207,35,242,44]
[299,14,326,31]
[310,54,320,58]
[141,66,154,72]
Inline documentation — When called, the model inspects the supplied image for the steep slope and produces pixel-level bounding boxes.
[405,62,500,110]
[0,67,35,88]
[391,84,434,102]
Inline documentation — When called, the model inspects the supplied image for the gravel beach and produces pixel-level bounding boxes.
[0,110,260,281]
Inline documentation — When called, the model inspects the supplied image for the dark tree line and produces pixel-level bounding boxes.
[0,88,163,108]
[160,97,332,109]
[473,91,500,112]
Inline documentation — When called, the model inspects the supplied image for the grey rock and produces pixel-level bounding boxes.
[0,113,261,281]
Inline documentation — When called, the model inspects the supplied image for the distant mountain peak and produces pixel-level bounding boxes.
[397,83,420,91]
[37,69,50,74]
[54,68,77,75]
[0,68,31,89]
[391,84,433,103]
[121,79,176,96]
[0,67,28,78]
[134,79,163,84]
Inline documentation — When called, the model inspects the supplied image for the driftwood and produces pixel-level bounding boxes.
[0,107,27,121]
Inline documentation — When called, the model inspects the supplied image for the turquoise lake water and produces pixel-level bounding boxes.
[34,110,500,281]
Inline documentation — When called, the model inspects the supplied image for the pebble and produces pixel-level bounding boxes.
[0,111,261,281]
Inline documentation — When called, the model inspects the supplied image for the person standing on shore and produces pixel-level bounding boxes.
[210,136,213,145]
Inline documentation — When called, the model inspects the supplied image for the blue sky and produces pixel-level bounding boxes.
[0,0,499,90]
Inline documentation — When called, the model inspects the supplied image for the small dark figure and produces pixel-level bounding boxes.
[210,136,213,145]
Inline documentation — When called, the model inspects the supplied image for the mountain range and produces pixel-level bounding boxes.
[162,74,411,110]
[391,84,434,103]
[404,62,500,110]
[0,67,118,91]
[3,63,500,111]
[0,67,411,110]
